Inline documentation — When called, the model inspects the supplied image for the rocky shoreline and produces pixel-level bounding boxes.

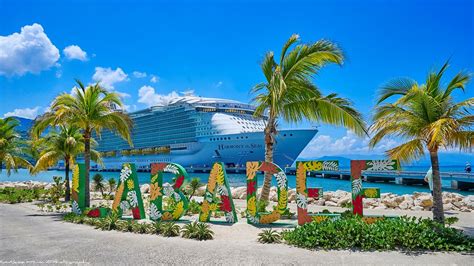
[2,181,473,212]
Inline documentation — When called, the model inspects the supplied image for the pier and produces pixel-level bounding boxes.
[284,167,474,191]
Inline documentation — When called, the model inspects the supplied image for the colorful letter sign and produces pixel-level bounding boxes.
[296,161,340,225]
[246,161,288,224]
[351,160,398,215]
[149,163,189,221]
[111,163,146,219]
[199,162,237,223]
[71,163,85,214]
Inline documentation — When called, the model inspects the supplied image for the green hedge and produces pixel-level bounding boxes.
[282,216,474,252]
[0,187,47,204]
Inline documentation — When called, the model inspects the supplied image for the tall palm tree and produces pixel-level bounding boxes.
[32,80,133,207]
[0,117,32,174]
[252,34,367,200]
[369,62,473,224]
[31,125,102,201]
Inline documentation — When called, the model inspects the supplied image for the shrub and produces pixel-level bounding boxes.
[116,220,134,232]
[96,212,120,231]
[161,222,180,237]
[147,221,163,235]
[258,229,281,244]
[282,216,474,251]
[132,222,149,234]
[182,222,214,240]
[187,200,201,215]
[0,187,47,204]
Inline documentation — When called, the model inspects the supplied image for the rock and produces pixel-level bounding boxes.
[337,195,351,206]
[382,198,399,208]
[418,195,433,207]
[44,183,53,190]
[323,192,334,201]
[325,201,337,207]
[140,184,150,194]
[399,201,410,210]
[231,187,246,199]
[462,195,474,209]
[412,206,423,211]
[269,191,278,202]
[314,199,326,206]
[14,183,28,189]
[443,203,454,211]
[373,205,387,210]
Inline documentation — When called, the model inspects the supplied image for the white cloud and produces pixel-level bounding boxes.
[133,71,147,78]
[63,45,88,61]
[150,75,159,83]
[215,81,223,88]
[138,86,180,107]
[92,66,128,90]
[300,130,399,157]
[3,106,42,119]
[0,23,60,76]
[55,69,62,78]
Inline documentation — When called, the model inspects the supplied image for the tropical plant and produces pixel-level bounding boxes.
[146,221,163,235]
[161,222,180,237]
[186,200,201,215]
[131,222,150,234]
[32,80,133,207]
[181,222,214,240]
[185,177,202,201]
[0,117,32,175]
[258,229,282,244]
[93,173,106,197]
[116,220,135,232]
[282,216,474,251]
[369,62,473,224]
[108,178,116,195]
[96,211,121,231]
[31,125,102,201]
[252,34,367,200]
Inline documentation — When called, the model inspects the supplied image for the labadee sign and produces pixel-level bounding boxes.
[72,160,398,224]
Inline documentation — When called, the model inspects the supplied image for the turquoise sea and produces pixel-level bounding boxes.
[1,168,472,196]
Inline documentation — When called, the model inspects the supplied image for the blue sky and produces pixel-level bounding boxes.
[0,0,473,159]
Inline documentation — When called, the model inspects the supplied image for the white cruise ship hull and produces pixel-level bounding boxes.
[92,128,317,170]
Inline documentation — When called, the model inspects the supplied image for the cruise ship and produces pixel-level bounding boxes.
[93,96,318,170]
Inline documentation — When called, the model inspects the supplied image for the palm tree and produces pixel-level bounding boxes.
[108,178,116,195]
[369,61,473,224]
[252,34,367,201]
[93,173,106,197]
[32,80,133,207]
[0,117,32,174]
[186,177,202,201]
[31,125,102,201]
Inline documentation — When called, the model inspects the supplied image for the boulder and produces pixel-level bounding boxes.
[140,184,150,194]
[325,201,337,207]
[314,199,326,206]
[337,195,351,206]
[418,195,433,207]
[382,198,399,208]
[443,203,454,211]
[269,191,278,202]
[412,206,423,211]
[462,195,474,209]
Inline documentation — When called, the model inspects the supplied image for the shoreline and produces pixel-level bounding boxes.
[2,181,473,213]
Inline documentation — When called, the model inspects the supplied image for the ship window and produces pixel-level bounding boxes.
[290,134,293,136]
[284,134,286,137]
[245,136,248,139]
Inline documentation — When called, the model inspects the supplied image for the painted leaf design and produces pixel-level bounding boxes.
[296,163,307,195]
[72,165,79,192]
[127,191,138,208]
[149,203,161,220]
[247,180,256,196]
[120,200,130,211]
[120,165,132,183]
[163,184,174,197]
[71,201,81,214]
[164,164,179,174]
[217,185,228,196]
[296,193,307,209]
[112,183,125,211]
[246,161,259,180]
[277,189,288,211]
[216,166,225,185]
[304,161,323,171]
[352,178,362,195]
[225,212,235,223]
[150,183,162,201]
[366,160,396,171]
[207,164,218,192]
[247,196,256,216]
[274,171,287,188]
[322,161,338,171]
[172,201,184,219]
[127,179,134,190]
[174,175,184,189]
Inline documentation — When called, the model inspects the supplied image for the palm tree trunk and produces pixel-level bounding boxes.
[429,149,444,224]
[64,157,71,202]
[259,118,275,202]
[84,130,91,207]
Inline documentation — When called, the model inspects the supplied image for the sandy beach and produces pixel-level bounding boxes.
[1,200,473,265]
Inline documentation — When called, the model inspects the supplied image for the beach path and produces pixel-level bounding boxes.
[0,203,473,265]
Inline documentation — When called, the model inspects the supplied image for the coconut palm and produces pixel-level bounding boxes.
[252,34,367,201]
[31,125,102,201]
[369,62,473,224]
[0,117,32,174]
[32,80,133,207]
[108,178,116,195]
[93,173,106,197]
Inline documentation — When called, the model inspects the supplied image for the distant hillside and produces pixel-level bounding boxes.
[10,116,33,133]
